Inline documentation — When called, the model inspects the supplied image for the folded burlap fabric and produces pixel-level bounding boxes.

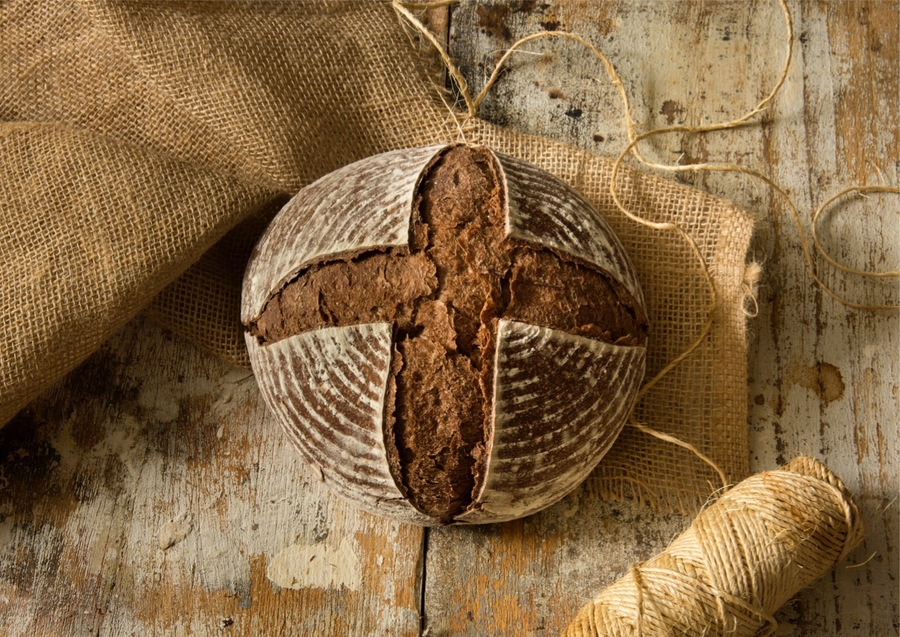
[0,0,754,510]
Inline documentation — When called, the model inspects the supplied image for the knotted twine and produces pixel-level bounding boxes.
[563,456,865,637]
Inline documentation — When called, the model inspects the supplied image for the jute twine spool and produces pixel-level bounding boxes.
[563,456,865,637]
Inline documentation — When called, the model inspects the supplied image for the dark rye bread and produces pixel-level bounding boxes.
[250,146,647,523]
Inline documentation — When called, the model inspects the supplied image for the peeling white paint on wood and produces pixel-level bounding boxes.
[0,318,423,636]
[267,536,362,591]
[157,512,193,551]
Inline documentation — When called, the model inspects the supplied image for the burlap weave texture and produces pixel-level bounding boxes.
[0,0,753,510]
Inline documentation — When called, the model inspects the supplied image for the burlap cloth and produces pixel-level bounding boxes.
[0,0,753,511]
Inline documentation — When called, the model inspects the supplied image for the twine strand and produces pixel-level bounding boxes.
[741,262,762,318]
[628,420,728,490]
[471,30,639,141]
[392,1,473,116]
[812,186,900,279]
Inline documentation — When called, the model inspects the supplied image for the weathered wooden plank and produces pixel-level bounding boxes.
[0,319,424,636]
[425,492,686,636]
[748,2,898,635]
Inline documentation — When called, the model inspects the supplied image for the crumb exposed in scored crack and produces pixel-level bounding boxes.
[249,145,647,522]
[388,146,503,523]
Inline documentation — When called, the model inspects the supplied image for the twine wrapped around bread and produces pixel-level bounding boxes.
[563,456,865,637]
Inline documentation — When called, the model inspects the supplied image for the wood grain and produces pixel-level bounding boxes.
[0,1,896,636]
[747,2,898,635]
[0,319,424,636]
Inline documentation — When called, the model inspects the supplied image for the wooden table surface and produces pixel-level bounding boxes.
[1,1,897,635]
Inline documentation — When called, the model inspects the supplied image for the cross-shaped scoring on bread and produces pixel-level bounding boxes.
[243,145,647,525]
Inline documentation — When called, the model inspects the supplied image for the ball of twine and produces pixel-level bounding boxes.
[563,456,865,637]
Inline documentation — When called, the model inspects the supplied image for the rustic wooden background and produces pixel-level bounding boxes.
[1,1,897,635]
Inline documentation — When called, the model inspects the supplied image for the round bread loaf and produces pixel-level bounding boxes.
[242,144,648,525]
